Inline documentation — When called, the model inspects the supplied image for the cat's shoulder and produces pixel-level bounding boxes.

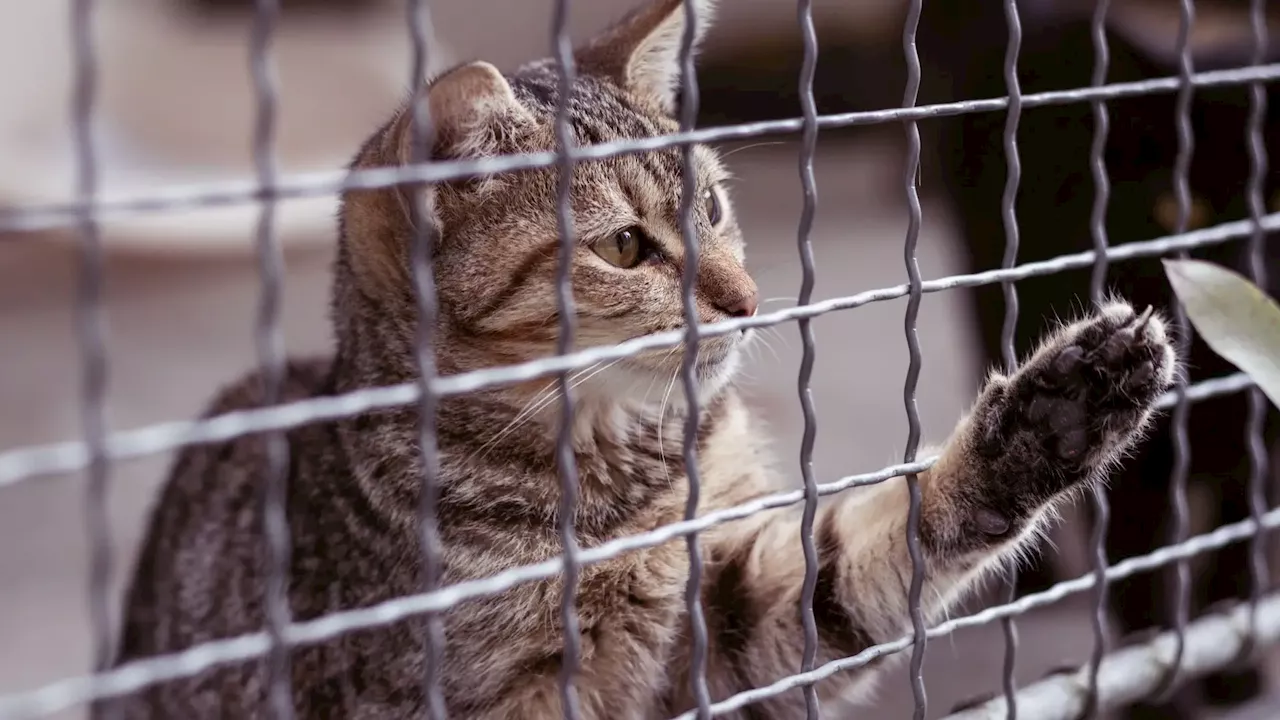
[152,356,336,513]
[197,356,335,419]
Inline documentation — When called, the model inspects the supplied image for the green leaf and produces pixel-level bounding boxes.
[1163,258,1280,411]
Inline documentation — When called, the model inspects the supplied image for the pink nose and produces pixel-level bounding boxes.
[717,291,758,319]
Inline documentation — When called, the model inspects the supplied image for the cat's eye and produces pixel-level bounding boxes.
[704,187,723,227]
[591,227,651,269]
[1153,191,1211,233]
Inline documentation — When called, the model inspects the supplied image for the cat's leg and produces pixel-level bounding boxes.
[688,301,1177,716]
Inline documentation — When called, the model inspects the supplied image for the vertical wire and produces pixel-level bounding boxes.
[1082,0,1114,716]
[676,2,712,716]
[1153,0,1196,701]
[70,0,114,711]
[249,0,293,717]
[404,0,449,717]
[550,1,584,718]
[900,0,928,716]
[1242,0,1271,658]
[997,1,1024,716]
[794,0,821,716]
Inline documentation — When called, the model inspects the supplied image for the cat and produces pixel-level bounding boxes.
[98,0,1178,717]
[917,0,1280,717]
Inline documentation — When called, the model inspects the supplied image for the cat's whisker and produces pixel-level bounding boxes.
[654,363,682,490]
[572,357,625,391]
[635,378,662,440]
[934,585,960,656]
[753,330,784,366]
[472,361,608,462]
[761,340,782,367]
[718,141,788,160]
[508,359,621,434]
[469,355,624,464]
[637,370,663,408]
[735,363,761,383]
[470,378,566,462]
[544,359,624,414]
[635,347,681,440]
[762,327,783,361]
[470,393,560,464]
[643,349,681,397]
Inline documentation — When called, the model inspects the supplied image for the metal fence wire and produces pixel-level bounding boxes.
[1,0,1280,718]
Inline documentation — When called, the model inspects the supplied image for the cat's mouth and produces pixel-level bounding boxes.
[624,325,748,380]
[696,342,732,366]
[692,336,747,374]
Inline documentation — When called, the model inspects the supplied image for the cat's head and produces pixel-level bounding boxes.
[336,0,755,405]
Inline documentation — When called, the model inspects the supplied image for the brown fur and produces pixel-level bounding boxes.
[100,1,1179,718]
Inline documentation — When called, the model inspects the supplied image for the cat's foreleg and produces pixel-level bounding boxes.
[693,301,1177,715]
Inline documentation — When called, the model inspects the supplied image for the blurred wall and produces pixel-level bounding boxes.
[428,0,905,71]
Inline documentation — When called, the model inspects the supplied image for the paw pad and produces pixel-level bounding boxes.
[1049,345,1084,380]
[1019,304,1172,463]
[974,506,1011,536]
[972,301,1177,505]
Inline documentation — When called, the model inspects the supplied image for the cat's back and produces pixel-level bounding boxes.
[105,358,336,716]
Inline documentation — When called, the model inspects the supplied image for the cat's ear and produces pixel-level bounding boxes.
[393,60,536,162]
[576,0,717,115]
[341,61,533,302]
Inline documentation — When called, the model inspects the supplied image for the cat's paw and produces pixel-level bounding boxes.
[971,302,1177,511]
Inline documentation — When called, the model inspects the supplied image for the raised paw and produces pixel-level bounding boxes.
[970,302,1178,514]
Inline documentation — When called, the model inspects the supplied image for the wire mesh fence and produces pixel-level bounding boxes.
[0,0,1277,718]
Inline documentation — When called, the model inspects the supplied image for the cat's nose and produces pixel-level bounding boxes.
[717,291,759,319]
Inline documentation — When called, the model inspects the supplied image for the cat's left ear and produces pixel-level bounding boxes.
[576,0,717,116]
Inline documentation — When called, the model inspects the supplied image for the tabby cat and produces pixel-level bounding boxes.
[100,0,1178,717]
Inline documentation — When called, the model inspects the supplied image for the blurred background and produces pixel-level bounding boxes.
[1,0,1278,717]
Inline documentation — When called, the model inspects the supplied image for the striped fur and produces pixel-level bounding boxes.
[100,1,1178,718]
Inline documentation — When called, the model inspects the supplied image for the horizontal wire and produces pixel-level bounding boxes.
[0,371,1256,720]
[2,212,1275,488]
[940,591,1280,720]
[1,64,1278,235]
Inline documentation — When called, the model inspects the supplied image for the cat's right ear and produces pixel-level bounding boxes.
[393,60,536,163]
[352,61,534,181]
[342,61,533,301]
